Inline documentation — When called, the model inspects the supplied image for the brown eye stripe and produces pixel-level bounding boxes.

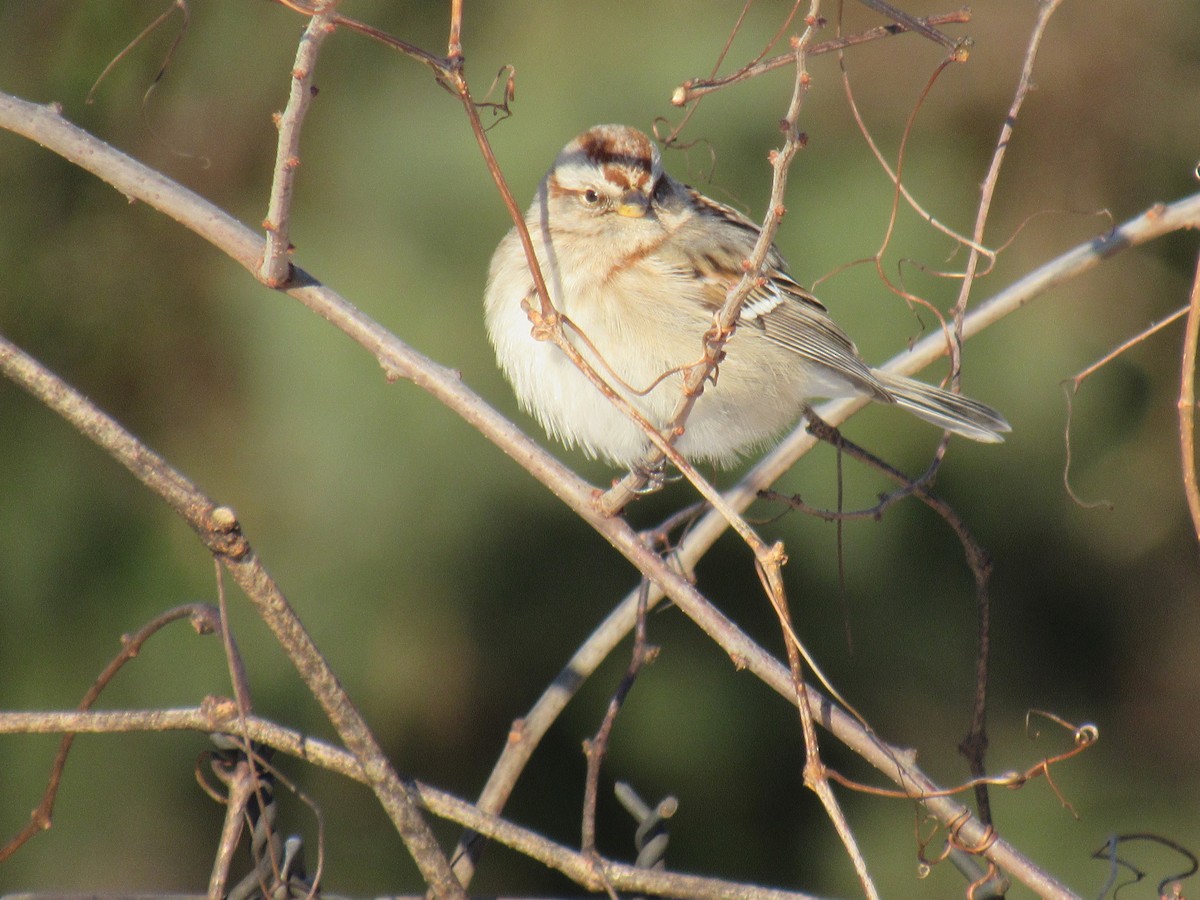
[545,172,629,203]
[544,173,573,199]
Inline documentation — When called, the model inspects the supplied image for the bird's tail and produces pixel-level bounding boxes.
[871,370,1011,444]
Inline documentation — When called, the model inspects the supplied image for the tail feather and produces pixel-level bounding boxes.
[871,370,1011,444]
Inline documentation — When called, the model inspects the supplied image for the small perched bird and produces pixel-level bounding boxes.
[485,124,1009,467]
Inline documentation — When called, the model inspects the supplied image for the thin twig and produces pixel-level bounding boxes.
[838,34,993,266]
[1060,383,1115,510]
[604,5,831,514]
[272,0,454,84]
[671,9,972,106]
[581,581,657,854]
[1180,249,1200,545]
[86,0,189,107]
[260,5,336,287]
[206,748,257,900]
[837,31,979,342]
[952,0,1065,342]
[945,0,1065,822]
[798,411,999,825]
[1062,305,1188,509]
[0,603,219,863]
[214,560,254,719]
[658,0,804,148]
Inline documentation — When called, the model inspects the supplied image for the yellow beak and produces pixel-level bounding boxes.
[615,193,649,218]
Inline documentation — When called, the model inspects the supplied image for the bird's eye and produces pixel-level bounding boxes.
[582,188,602,206]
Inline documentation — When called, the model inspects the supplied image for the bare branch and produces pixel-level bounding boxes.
[260,5,336,287]
[1180,250,1200,544]
[951,0,1065,337]
[0,706,830,900]
[581,581,656,855]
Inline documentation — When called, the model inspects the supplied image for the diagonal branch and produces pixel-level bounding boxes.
[447,196,1200,900]
[0,329,465,900]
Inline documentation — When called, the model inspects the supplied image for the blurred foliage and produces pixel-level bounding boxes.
[1,1,1199,897]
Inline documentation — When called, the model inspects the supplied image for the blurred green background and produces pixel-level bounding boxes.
[1,1,1199,897]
